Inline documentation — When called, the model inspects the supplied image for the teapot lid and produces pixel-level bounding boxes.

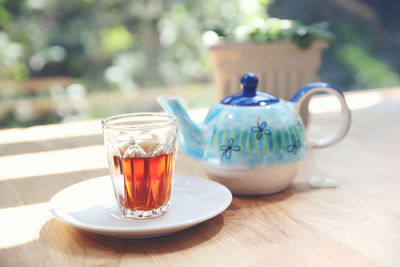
[220,73,279,106]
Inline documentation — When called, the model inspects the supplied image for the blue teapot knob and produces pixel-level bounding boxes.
[241,73,258,96]
[220,72,278,106]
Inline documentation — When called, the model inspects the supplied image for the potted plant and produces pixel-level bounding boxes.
[204,18,334,122]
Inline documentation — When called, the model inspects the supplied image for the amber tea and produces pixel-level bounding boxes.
[113,152,174,212]
[102,113,178,219]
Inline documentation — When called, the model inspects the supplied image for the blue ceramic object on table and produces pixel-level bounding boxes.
[158,73,351,195]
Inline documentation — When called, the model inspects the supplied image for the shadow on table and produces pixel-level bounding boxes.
[0,134,103,156]
[39,215,224,256]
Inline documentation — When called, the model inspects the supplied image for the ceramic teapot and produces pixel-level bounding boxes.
[158,73,351,195]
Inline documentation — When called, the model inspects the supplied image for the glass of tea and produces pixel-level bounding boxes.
[102,113,178,219]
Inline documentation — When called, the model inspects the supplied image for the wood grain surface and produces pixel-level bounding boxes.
[0,88,399,266]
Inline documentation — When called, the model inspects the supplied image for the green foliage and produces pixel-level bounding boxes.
[0,0,270,91]
[338,44,400,88]
[0,0,271,127]
[101,26,134,54]
[0,5,11,26]
[0,32,29,80]
[211,18,334,49]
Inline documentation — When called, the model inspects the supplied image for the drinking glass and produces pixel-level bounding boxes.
[102,113,178,219]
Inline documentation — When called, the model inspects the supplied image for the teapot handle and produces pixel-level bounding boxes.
[290,82,351,148]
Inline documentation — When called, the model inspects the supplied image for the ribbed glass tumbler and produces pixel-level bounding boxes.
[102,113,178,219]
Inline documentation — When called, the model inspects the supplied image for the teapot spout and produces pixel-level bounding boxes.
[157,96,206,160]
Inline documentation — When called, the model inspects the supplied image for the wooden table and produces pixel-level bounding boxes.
[1,88,399,266]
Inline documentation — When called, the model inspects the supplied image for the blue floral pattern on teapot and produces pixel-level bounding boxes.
[202,99,307,169]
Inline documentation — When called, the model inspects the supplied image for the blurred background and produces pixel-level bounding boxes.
[0,0,399,128]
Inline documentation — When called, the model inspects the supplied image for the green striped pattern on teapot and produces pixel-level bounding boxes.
[210,124,304,156]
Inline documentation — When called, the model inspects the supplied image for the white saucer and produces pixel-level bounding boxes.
[49,174,232,238]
